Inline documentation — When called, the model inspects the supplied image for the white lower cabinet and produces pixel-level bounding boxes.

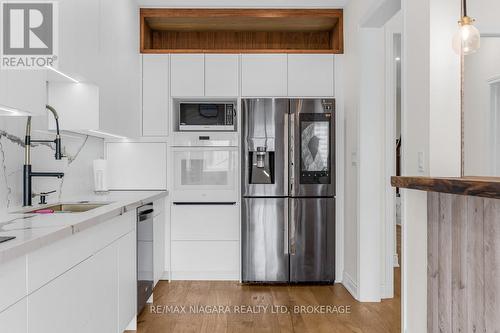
[0,300,27,333]
[19,212,137,333]
[118,232,137,332]
[89,242,119,333]
[27,254,95,333]
[171,203,239,280]
[171,241,239,280]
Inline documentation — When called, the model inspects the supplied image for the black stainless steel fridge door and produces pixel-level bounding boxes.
[242,198,289,282]
[289,99,335,197]
[289,197,335,283]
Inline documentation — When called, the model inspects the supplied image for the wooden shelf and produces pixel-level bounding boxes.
[140,9,344,54]
[391,176,500,199]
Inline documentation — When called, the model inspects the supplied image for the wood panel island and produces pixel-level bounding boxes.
[391,176,500,332]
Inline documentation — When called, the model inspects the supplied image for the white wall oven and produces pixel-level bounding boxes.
[171,134,238,202]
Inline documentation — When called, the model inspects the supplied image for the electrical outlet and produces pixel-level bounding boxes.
[351,152,358,167]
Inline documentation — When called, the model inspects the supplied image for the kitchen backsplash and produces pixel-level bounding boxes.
[0,116,103,210]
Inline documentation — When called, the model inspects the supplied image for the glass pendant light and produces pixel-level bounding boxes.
[452,0,480,55]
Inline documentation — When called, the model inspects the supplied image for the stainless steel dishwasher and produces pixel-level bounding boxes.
[137,203,154,313]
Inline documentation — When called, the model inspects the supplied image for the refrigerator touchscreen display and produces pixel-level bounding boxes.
[300,114,331,184]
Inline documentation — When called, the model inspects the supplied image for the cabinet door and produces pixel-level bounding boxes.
[288,54,335,97]
[88,243,119,333]
[0,299,27,333]
[28,258,94,333]
[171,203,239,241]
[1,70,46,115]
[0,70,9,112]
[241,54,287,97]
[171,54,204,97]
[143,55,169,136]
[118,232,136,333]
[205,54,239,97]
[171,241,239,280]
[98,0,141,137]
[153,211,166,286]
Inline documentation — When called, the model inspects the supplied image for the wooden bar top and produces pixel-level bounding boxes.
[391,176,500,199]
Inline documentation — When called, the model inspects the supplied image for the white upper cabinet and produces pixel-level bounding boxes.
[288,54,335,97]
[241,54,287,97]
[54,0,140,137]
[0,69,46,116]
[142,55,169,136]
[171,54,204,97]
[47,83,99,132]
[205,54,239,97]
[97,0,140,138]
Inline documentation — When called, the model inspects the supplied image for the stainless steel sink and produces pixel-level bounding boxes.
[17,202,111,214]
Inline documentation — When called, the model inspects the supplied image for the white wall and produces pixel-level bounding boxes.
[468,0,500,33]
[402,0,461,332]
[463,2,500,176]
[357,27,385,301]
[464,38,500,175]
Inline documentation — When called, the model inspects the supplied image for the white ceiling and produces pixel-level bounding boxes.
[137,0,349,8]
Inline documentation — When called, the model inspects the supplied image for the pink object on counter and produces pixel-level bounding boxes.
[32,209,55,214]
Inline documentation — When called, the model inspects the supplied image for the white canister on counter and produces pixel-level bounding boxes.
[93,159,108,192]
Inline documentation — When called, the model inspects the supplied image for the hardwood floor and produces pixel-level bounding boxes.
[134,229,402,333]
[136,281,400,333]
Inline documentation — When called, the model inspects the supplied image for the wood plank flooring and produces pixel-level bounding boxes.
[135,268,400,333]
[133,227,402,333]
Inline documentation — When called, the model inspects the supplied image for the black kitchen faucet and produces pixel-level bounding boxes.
[23,105,64,206]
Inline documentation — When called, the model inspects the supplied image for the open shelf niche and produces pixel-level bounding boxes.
[140,9,344,54]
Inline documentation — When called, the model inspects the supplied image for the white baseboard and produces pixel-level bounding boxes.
[342,271,359,300]
[170,270,239,281]
[125,316,137,331]
[160,270,170,280]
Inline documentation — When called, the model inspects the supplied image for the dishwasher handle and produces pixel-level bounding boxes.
[138,209,154,221]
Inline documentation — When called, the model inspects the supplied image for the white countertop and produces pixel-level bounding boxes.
[0,191,168,265]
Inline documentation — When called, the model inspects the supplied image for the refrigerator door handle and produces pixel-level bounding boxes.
[289,114,295,195]
[284,111,289,195]
[290,200,296,255]
[284,199,289,255]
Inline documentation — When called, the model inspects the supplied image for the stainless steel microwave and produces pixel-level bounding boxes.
[179,102,236,131]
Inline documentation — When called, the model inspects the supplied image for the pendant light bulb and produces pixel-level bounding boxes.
[452,16,480,55]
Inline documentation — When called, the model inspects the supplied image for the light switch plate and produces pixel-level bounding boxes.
[418,151,425,173]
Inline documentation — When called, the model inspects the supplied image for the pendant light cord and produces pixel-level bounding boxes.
[463,0,467,17]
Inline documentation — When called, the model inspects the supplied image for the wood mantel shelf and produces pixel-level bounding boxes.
[391,176,500,199]
[140,9,344,54]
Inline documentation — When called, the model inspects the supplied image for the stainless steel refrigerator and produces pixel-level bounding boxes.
[242,98,335,283]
